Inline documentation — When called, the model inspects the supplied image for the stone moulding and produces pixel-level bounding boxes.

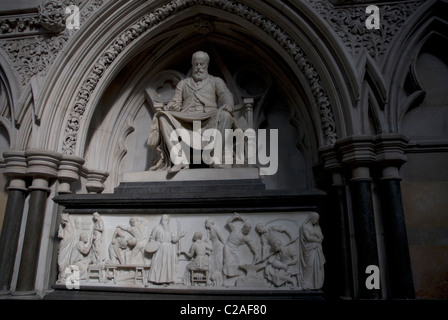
[61,0,338,156]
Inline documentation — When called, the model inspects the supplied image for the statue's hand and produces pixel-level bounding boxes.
[221,104,233,114]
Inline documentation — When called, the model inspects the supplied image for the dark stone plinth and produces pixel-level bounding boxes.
[115,178,266,195]
[54,187,325,213]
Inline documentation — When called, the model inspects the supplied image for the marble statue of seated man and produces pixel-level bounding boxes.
[147,51,249,173]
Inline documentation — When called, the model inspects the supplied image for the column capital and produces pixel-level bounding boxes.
[57,155,85,194]
[25,149,63,180]
[374,134,409,181]
[319,144,341,172]
[85,169,109,194]
[3,150,27,177]
[374,134,409,167]
[336,136,376,166]
[319,145,345,186]
[3,151,28,191]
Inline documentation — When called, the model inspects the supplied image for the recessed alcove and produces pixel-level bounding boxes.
[83,14,320,194]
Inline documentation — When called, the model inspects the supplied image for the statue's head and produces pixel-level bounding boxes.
[242,222,252,235]
[205,218,214,229]
[255,223,267,234]
[310,212,320,225]
[193,232,203,242]
[60,213,70,225]
[80,233,88,243]
[161,214,170,227]
[191,51,209,81]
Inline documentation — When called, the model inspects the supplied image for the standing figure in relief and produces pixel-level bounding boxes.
[181,231,213,286]
[299,212,325,290]
[117,216,147,264]
[91,212,104,264]
[71,232,93,280]
[147,214,186,284]
[57,213,76,283]
[204,218,225,286]
[222,213,259,286]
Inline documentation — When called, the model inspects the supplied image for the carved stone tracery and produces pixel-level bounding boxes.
[307,0,425,60]
[0,0,108,86]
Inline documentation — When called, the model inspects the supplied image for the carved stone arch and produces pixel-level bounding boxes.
[54,0,340,159]
[78,6,338,190]
[0,55,23,150]
[354,52,388,135]
[386,0,448,133]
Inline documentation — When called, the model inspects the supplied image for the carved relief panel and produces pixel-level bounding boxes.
[57,211,325,291]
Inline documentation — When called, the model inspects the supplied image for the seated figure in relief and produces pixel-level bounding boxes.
[147,51,249,173]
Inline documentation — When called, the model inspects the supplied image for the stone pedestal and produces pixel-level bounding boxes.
[53,168,326,298]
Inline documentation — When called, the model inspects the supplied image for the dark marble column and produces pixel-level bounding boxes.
[338,137,381,299]
[13,150,61,295]
[376,134,415,299]
[349,169,380,299]
[320,146,353,299]
[0,152,28,294]
[14,185,49,294]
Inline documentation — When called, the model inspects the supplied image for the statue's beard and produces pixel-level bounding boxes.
[193,71,208,82]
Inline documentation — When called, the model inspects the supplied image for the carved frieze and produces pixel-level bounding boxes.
[57,211,325,290]
[0,14,41,37]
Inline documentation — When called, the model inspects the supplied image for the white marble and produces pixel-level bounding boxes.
[56,211,325,290]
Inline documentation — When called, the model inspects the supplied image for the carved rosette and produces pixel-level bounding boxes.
[38,0,67,33]
[62,0,337,155]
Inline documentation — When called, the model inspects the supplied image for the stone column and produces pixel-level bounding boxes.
[338,136,381,299]
[0,151,28,294]
[14,150,61,295]
[320,145,353,299]
[375,134,415,299]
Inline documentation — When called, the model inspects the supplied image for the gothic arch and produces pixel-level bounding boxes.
[33,0,360,159]
[386,0,448,133]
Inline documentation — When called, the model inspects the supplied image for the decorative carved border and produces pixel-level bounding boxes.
[62,0,337,155]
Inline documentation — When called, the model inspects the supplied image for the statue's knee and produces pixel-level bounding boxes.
[219,110,233,122]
